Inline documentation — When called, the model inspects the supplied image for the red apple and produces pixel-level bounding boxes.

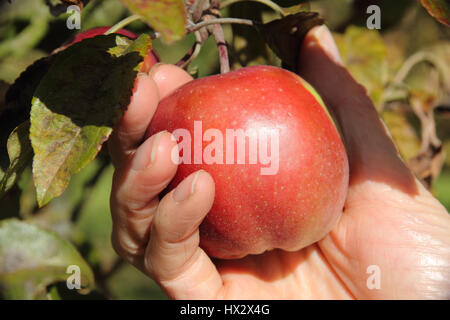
[147,65,349,259]
[59,27,158,72]
[66,26,139,45]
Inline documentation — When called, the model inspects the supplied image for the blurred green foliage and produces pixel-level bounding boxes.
[0,0,449,299]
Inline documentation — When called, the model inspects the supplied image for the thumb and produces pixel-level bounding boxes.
[297,25,417,195]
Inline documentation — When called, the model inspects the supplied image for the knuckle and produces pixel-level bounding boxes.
[111,229,146,258]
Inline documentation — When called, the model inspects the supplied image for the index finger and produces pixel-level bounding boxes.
[108,64,194,167]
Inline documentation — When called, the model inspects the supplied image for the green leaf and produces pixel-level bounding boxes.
[0,122,33,198]
[420,0,450,27]
[381,110,421,162]
[283,2,310,15]
[120,0,186,42]
[334,26,388,108]
[0,219,94,299]
[30,34,151,207]
[434,168,450,211]
[45,285,62,300]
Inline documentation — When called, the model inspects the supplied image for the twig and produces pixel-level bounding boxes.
[190,0,210,22]
[393,51,448,86]
[208,23,230,73]
[95,257,125,299]
[381,51,449,111]
[187,17,254,33]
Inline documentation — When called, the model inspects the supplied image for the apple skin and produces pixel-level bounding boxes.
[66,26,139,45]
[147,65,349,259]
[61,27,159,72]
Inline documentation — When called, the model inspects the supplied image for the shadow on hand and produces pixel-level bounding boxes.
[297,34,418,197]
[213,245,320,283]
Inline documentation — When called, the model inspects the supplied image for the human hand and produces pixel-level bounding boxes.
[108,26,450,299]
[297,25,450,299]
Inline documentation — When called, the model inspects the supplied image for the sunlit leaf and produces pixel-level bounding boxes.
[420,0,450,27]
[334,26,388,108]
[30,34,152,207]
[382,110,421,161]
[120,0,186,42]
[0,219,94,299]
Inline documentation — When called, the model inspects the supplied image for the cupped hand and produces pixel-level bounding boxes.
[108,26,450,299]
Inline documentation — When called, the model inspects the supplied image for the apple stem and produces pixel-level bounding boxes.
[105,15,142,35]
[220,0,286,16]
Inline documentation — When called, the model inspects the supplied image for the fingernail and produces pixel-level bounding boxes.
[170,134,180,165]
[150,130,167,165]
[172,170,203,203]
[148,62,164,79]
[311,25,343,65]
[131,130,167,170]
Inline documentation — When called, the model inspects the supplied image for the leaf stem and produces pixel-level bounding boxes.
[105,15,142,35]
[179,31,204,69]
[220,0,286,16]
[187,17,254,32]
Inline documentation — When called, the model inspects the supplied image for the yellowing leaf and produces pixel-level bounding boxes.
[30,34,152,207]
[120,0,186,42]
[381,110,421,162]
[334,26,388,108]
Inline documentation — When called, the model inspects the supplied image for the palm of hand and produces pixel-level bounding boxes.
[215,181,450,299]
